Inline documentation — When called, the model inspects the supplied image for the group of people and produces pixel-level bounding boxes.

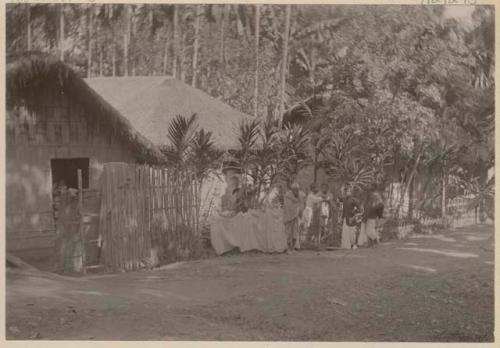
[219,173,385,253]
[282,182,385,252]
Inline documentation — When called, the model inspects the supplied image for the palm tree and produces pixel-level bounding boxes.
[320,123,376,194]
[219,4,229,64]
[58,4,65,61]
[253,119,280,199]
[253,4,261,117]
[276,124,311,186]
[26,4,32,51]
[309,129,329,185]
[232,119,260,187]
[190,129,224,183]
[172,5,179,78]
[325,157,375,194]
[155,5,175,75]
[123,5,132,76]
[160,114,198,171]
[191,5,202,87]
[161,114,223,186]
[278,4,291,126]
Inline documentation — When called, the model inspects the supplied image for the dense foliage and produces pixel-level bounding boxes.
[7,4,494,220]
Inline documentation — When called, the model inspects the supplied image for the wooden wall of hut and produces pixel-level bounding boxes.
[6,95,137,269]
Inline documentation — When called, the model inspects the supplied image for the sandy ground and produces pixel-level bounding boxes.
[6,225,494,342]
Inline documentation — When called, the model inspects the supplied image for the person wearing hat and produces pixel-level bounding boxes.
[283,182,306,252]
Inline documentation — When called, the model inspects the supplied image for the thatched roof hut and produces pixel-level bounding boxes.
[85,76,252,149]
[6,52,163,164]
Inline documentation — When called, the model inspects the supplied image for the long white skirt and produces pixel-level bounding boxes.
[359,219,379,246]
[303,206,314,228]
[341,220,357,249]
[358,222,368,246]
[365,219,379,240]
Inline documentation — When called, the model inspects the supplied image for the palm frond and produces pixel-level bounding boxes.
[162,113,198,168]
[190,128,224,180]
[167,113,198,149]
[237,119,260,152]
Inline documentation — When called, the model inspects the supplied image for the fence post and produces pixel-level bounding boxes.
[78,169,86,274]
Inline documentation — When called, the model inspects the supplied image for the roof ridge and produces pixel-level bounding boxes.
[161,78,252,117]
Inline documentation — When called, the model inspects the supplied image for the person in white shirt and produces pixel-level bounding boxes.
[304,184,322,232]
[317,183,333,245]
[283,183,306,252]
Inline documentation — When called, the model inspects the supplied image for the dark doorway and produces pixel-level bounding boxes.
[51,158,90,190]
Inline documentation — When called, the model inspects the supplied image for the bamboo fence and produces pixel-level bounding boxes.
[98,163,199,272]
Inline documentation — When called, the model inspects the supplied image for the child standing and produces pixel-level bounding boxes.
[304,184,322,242]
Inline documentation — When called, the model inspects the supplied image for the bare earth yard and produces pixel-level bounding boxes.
[6,225,494,342]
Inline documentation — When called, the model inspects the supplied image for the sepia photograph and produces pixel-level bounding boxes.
[4,1,495,342]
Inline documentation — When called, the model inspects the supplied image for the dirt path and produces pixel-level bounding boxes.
[6,225,494,341]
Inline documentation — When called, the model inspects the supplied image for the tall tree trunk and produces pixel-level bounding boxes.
[172,5,178,78]
[124,6,130,76]
[180,32,186,81]
[266,103,274,123]
[235,5,244,37]
[395,147,423,217]
[191,5,202,87]
[219,4,228,64]
[313,151,318,185]
[112,42,116,76]
[441,169,447,220]
[87,8,93,78]
[408,176,414,219]
[149,6,155,76]
[253,4,260,117]
[478,159,487,223]
[278,5,291,126]
[162,19,169,75]
[163,38,169,75]
[26,4,31,50]
[97,23,103,77]
[59,5,65,61]
[99,47,103,77]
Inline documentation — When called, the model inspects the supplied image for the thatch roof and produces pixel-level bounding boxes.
[85,76,252,149]
[6,52,163,164]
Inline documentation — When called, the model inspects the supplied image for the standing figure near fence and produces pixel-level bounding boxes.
[317,183,333,245]
[283,182,306,252]
[358,188,371,247]
[340,185,361,249]
[360,188,385,247]
[304,184,322,243]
